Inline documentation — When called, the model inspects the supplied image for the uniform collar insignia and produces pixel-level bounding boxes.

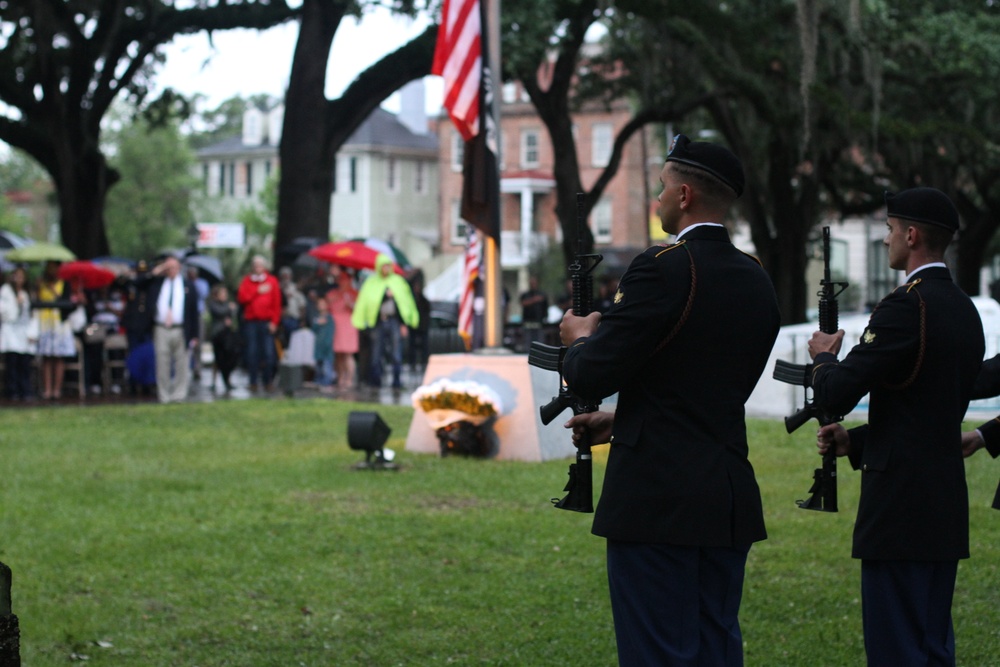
[613,289,623,304]
[863,329,876,344]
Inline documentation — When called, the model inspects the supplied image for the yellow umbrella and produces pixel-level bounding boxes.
[5,242,77,263]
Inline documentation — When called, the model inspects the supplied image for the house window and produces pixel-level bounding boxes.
[451,199,468,245]
[415,161,426,194]
[335,156,351,193]
[593,197,613,243]
[521,129,540,168]
[202,163,209,193]
[591,122,613,167]
[868,236,895,310]
[217,162,225,195]
[265,160,272,178]
[387,157,399,193]
[246,161,253,196]
[349,157,357,193]
[228,162,235,196]
[502,82,517,104]
[245,113,259,144]
[331,158,337,193]
[451,133,464,172]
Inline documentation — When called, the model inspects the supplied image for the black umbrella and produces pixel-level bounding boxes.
[183,253,224,283]
[277,237,325,267]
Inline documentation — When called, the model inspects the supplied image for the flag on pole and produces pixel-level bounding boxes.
[433,0,500,242]
[432,0,482,142]
[458,228,481,350]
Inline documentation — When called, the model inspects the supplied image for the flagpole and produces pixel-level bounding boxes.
[483,0,503,349]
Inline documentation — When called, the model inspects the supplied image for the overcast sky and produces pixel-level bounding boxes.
[154,6,444,115]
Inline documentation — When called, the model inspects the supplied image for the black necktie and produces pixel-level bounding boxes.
[166,279,175,326]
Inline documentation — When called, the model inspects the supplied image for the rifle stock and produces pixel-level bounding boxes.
[527,192,602,513]
[773,226,848,512]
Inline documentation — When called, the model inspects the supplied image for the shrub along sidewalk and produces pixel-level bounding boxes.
[1,400,999,666]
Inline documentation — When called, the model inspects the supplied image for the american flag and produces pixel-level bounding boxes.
[431,0,482,142]
[432,0,499,242]
[458,228,481,350]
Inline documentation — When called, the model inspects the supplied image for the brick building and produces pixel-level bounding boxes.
[433,78,661,306]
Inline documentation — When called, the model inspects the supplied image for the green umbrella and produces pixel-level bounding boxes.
[5,242,77,263]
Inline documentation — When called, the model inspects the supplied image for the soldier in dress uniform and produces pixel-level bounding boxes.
[560,135,781,666]
[809,187,983,667]
[960,356,1000,508]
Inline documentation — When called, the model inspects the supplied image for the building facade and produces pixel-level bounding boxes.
[194,85,439,269]
[433,79,661,307]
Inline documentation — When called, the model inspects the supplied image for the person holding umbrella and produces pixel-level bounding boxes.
[324,264,358,391]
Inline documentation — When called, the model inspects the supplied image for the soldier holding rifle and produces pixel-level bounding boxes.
[560,135,779,666]
[809,188,982,667]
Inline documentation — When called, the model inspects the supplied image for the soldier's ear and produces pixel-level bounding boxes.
[678,183,692,210]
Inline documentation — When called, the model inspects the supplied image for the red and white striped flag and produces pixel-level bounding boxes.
[458,228,481,350]
[432,0,482,142]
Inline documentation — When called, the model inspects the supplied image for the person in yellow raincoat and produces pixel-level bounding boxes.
[351,254,419,389]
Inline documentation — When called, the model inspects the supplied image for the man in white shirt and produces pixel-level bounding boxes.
[149,256,200,403]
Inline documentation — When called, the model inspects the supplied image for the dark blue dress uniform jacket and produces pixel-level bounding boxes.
[562,225,780,547]
[970,354,1000,456]
[811,266,984,561]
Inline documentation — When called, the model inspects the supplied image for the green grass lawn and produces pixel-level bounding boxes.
[2,400,1000,666]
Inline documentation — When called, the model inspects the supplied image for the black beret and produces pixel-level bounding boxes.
[666,134,744,198]
[884,187,959,233]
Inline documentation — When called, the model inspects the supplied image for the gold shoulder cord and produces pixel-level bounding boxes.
[883,280,926,391]
[650,243,696,357]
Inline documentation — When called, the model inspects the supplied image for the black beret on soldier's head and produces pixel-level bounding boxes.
[666,134,745,198]
[884,187,959,233]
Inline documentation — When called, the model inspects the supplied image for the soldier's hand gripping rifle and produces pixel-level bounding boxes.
[773,226,848,512]
[528,193,603,513]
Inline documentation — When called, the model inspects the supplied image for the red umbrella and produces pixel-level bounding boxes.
[308,241,404,274]
[58,260,117,290]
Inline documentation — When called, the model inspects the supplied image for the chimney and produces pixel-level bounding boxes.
[268,104,284,145]
[242,107,264,146]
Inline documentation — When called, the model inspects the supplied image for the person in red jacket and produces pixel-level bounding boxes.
[237,255,282,392]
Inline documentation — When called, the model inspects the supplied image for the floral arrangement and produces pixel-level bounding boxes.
[411,379,503,420]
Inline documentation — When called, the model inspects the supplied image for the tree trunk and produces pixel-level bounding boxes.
[547,116,591,263]
[954,209,997,296]
[767,207,811,325]
[275,7,437,264]
[53,147,116,259]
[275,0,345,258]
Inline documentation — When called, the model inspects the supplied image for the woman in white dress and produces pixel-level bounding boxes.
[0,266,38,400]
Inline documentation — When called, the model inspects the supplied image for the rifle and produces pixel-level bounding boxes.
[528,192,603,513]
[773,226,848,512]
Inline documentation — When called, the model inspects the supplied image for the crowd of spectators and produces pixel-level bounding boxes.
[0,252,437,403]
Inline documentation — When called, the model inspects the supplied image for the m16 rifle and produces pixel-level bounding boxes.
[773,226,848,512]
[528,193,603,512]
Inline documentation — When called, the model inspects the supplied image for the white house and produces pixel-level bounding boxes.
[194,81,440,268]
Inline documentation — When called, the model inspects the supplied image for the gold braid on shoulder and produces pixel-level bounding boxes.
[883,279,927,391]
[651,243,696,357]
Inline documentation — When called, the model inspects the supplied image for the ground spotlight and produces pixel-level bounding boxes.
[347,411,397,470]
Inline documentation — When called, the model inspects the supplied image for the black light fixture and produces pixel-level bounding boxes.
[347,411,397,470]
[187,222,201,253]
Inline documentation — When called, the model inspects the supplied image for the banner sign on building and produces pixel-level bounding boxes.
[196,223,245,248]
